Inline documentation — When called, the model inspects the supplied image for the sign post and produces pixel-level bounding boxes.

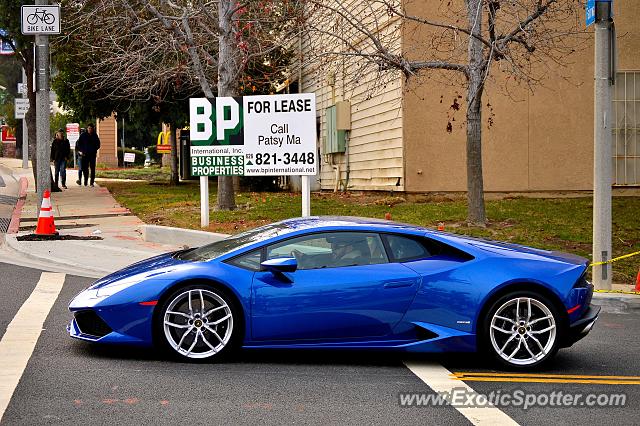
[14,98,29,119]
[123,152,136,164]
[20,5,61,35]
[590,0,614,290]
[586,0,596,26]
[0,29,15,55]
[189,93,317,226]
[66,123,80,168]
[65,123,80,143]
[22,1,60,208]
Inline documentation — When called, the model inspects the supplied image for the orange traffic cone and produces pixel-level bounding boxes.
[35,190,57,235]
[437,222,445,231]
[635,269,640,293]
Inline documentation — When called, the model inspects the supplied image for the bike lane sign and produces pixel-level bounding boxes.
[21,5,61,35]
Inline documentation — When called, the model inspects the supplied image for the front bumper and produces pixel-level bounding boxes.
[563,304,601,347]
[68,315,151,346]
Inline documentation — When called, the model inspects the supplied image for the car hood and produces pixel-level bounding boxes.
[460,237,588,266]
[91,251,188,288]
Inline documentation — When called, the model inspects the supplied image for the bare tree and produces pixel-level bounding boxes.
[58,0,301,209]
[305,0,585,225]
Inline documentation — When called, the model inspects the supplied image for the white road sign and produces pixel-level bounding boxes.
[123,152,136,163]
[189,94,317,177]
[17,83,27,95]
[21,5,61,35]
[14,98,30,119]
[66,123,80,143]
[243,94,317,176]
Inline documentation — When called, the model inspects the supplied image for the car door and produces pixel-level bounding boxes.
[251,232,421,341]
[382,233,476,332]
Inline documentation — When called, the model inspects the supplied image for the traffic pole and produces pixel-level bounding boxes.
[592,0,614,290]
[35,0,51,212]
[21,68,28,169]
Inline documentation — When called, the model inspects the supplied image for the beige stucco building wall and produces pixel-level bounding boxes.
[404,1,639,193]
[302,2,639,193]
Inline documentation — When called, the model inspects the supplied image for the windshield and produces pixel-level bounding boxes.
[175,223,290,261]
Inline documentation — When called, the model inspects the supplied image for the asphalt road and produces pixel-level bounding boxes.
[1,262,639,425]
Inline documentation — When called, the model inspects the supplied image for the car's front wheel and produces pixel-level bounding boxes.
[157,285,239,361]
[484,291,562,369]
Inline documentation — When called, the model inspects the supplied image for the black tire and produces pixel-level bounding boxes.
[155,283,242,362]
[481,290,563,370]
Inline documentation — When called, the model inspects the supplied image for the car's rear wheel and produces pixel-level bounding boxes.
[157,284,239,362]
[484,291,561,369]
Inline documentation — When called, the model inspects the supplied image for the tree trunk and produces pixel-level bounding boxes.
[216,0,237,210]
[465,0,487,226]
[15,123,22,158]
[465,80,486,225]
[169,125,179,185]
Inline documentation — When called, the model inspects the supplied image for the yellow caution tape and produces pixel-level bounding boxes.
[590,250,640,266]
[594,289,640,295]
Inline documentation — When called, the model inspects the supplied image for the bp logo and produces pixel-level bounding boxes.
[189,97,244,146]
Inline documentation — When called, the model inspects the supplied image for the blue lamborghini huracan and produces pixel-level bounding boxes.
[68,216,599,368]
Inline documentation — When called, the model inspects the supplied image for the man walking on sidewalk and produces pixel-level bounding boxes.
[51,129,70,189]
[76,123,101,187]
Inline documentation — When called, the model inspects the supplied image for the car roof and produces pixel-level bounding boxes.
[278,216,428,234]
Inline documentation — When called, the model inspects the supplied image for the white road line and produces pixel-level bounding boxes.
[404,361,519,426]
[0,272,65,421]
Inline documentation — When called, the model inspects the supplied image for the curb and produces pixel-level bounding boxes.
[142,224,228,248]
[591,292,640,314]
[8,177,28,234]
[2,233,111,278]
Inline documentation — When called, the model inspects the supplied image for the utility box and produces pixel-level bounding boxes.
[335,100,351,130]
[324,101,351,154]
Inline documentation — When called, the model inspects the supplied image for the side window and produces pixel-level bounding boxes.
[267,232,388,270]
[227,249,262,271]
[384,234,431,262]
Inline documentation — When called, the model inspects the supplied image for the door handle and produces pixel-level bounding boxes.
[383,281,415,289]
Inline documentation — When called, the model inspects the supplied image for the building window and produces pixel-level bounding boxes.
[613,71,640,185]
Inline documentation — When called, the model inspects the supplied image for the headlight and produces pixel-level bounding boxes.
[95,275,147,298]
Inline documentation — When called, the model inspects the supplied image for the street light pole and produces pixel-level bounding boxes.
[592,0,614,290]
[35,0,51,210]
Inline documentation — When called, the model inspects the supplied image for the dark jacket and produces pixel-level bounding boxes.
[50,138,71,162]
[76,131,101,158]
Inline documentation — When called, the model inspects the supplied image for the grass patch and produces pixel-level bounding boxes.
[101,180,640,284]
[96,166,171,182]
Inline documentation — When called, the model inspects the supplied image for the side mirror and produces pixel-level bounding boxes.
[261,257,298,274]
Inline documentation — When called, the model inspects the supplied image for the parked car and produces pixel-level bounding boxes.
[68,216,598,368]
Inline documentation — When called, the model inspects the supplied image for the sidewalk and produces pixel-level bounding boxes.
[0,157,182,277]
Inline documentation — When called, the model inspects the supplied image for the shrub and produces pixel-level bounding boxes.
[146,145,164,164]
[239,176,280,192]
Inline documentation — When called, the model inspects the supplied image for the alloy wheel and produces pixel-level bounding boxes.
[163,288,234,359]
[489,296,557,367]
